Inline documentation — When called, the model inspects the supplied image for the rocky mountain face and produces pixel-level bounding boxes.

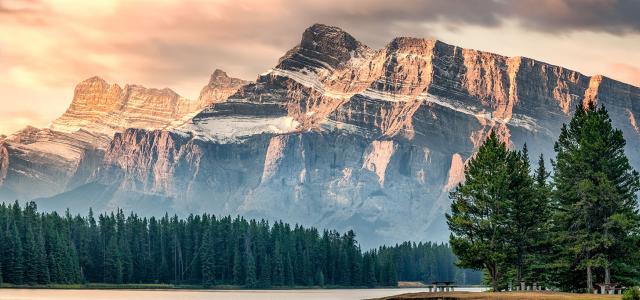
[199,69,250,106]
[1,24,639,247]
[0,71,247,200]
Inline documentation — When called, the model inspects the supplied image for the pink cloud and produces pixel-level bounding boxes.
[609,63,640,87]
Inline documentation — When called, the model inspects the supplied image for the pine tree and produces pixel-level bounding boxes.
[272,241,284,286]
[3,221,24,284]
[551,103,640,291]
[315,270,325,287]
[364,253,377,288]
[505,145,540,286]
[104,234,123,284]
[259,254,271,288]
[232,245,241,285]
[446,131,512,291]
[244,241,257,288]
[528,154,552,286]
[201,227,216,287]
[22,223,38,284]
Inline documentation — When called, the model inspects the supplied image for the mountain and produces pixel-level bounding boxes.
[2,24,639,247]
[0,71,247,200]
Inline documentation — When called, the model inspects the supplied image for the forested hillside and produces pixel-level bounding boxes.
[0,201,479,287]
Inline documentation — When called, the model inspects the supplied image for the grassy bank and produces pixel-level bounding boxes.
[374,291,622,300]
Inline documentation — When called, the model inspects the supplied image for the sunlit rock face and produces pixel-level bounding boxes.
[198,69,251,106]
[0,70,247,202]
[2,24,639,247]
[51,73,248,136]
[0,126,109,199]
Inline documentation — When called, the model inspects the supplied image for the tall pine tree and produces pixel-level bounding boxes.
[447,131,512,291]
[551,103,640,291]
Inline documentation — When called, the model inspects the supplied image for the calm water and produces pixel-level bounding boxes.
[0,287,485,300]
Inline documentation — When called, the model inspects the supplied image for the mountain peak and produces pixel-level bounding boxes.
[275,24,369,72]
[198,69,249,105]
[300,23,366,58]
[205,69,247,88]
[211,68,229,79]
[76,76,113,89]
[301,23,353,44]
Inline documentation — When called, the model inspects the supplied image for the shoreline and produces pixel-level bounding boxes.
[0,284,486,291]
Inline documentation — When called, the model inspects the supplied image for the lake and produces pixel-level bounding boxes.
[0,287,485,300]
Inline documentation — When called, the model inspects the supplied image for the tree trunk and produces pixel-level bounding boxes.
[488,264,499,292]
[586,265,593,292]
[605,264,611,285]
[516,249,523,285]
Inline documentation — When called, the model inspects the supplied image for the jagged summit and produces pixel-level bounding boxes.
[300,23,366,58]
[50,72,246,136]
[198,69,249,105]
[203,69,249,89]
[277,23,371,72]
[387,37,440,51]
[81,75,109,84]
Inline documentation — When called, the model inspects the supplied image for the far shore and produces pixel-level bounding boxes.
[0,283,486,291]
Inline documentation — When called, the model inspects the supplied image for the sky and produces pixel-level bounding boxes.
[1,0,639,135]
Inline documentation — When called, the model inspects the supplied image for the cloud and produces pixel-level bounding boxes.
[609,64,640,87]
[0,110,49,135]
[505,0,640,35]
[1,0,639,88]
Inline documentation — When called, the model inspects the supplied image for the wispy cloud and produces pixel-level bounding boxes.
[0,110,49,135]
[609,63,640,87]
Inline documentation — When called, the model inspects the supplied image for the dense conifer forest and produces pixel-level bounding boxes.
[0,201,479,287]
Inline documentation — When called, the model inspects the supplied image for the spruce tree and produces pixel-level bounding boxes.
[3,221,24,284]
[446,131,512,291]
[201,227,216,287]
[528,154,552,286]
[244,246,257,288]
[259,254,271,288]
[22,223,38,284]
[551,103,640,291]
[505,145,542,286]
[272,241,285,286]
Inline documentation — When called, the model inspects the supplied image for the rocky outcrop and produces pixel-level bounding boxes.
[198,69,250,106]
[51,71,247,136]
[3,24,638,247]
[0,127,109,199]
[1,70,247,202]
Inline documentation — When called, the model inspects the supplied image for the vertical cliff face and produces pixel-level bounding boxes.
[3,24,638,247]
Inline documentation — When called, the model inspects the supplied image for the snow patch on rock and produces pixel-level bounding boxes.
[181,116,300,143]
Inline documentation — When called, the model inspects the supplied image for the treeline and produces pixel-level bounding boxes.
[383,241,482,285]
[448,103,640,292]
[0,202,479,287]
